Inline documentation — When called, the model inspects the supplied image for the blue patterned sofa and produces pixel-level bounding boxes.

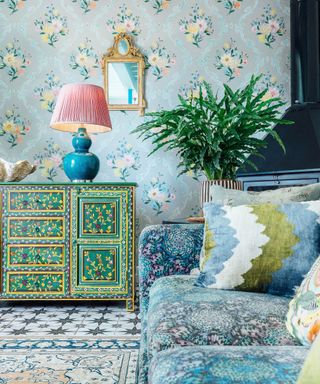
[138,224,309,384]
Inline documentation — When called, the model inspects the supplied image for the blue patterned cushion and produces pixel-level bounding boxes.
[147,276,298,361]
[149,345,309,384]
[196,201,320,296]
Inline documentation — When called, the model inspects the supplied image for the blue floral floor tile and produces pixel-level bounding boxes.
[0,303,141,337]
[0,303,140,383]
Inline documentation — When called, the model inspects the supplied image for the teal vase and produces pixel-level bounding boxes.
[63,128,99,182]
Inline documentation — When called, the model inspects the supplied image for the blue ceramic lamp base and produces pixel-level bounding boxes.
[63,127,100,182]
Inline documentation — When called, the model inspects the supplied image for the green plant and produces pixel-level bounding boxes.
[133,75,293,180]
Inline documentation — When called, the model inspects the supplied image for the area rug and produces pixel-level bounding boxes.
[0,336,139,383]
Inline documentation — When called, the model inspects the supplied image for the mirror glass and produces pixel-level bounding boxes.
[118,39,129,55]
[108,62,139,105]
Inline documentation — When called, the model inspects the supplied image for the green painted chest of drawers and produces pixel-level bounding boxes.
[0,182,136,311]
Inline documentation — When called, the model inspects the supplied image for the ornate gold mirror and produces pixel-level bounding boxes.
[102,33,146,116]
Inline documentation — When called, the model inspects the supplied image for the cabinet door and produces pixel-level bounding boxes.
[70,187,134,299]
[75,244,122,289]
[78,198,120,240]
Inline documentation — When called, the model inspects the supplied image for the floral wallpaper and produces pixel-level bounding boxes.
[0,0,290,230]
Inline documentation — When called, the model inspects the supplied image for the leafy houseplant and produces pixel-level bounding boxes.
[133,75,292,182]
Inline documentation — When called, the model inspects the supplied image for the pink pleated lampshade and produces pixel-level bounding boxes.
[50,83,112,133]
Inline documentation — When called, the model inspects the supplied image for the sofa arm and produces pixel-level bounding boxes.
[138,223,204,314]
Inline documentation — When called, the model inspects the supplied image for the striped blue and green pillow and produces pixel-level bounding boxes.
[196,201,320,296]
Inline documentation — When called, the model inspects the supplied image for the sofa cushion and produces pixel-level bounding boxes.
[287,255,320,346]
[147,276,299,360]
[196,201,320,296]
[149,345,309,384]
[210,183,320,206]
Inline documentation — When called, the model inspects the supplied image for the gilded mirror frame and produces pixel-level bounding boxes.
[102,33,146,116]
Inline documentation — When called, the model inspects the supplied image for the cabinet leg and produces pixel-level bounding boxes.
[126,297,135,312]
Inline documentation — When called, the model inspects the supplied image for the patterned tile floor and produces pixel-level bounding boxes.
[0,302,141,337]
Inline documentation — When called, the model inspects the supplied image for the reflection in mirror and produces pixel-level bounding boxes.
[108,62,138,105]
[118,39,129,55]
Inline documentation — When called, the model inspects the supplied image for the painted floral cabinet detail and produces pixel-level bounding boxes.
[8,190,65,212]
[0,183,136,311]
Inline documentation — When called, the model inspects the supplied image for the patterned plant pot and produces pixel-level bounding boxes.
[200,179,243,207]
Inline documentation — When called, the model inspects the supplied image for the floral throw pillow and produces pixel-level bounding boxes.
[195,201,320,297]
[286,256,320,346]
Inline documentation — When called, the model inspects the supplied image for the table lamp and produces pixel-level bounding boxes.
[50,83,112,182]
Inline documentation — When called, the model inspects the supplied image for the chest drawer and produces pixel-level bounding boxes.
[7,245,65,267]
[8,217,65,240]
[6,272,65,295]
[7,189,65,212]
